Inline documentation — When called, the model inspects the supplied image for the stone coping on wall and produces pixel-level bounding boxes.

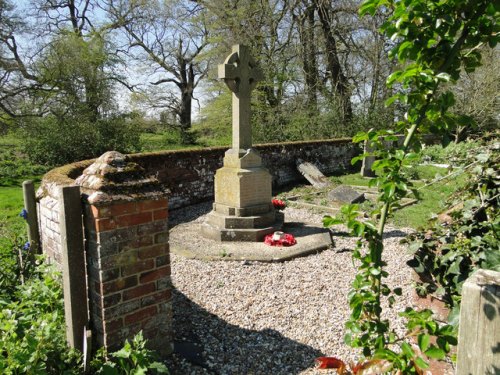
[37,138,356,201]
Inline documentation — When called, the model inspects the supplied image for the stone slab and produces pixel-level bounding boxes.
[172,220,333,262]
[328,185,365,204]
[296,160,330,188]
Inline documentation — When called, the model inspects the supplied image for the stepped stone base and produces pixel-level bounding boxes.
[203,147,282,242]
[202,211,284,242]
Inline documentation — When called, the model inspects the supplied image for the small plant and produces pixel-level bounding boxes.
[91,332,169,374]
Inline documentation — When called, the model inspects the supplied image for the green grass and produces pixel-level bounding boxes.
[139,132,205,152]
[329,167,466,228]
[0,186,25,248]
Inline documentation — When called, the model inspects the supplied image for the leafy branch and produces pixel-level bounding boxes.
[323,0,498,372]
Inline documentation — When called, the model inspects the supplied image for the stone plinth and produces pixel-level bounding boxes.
[203,149,281,241]
[75,151,172,356]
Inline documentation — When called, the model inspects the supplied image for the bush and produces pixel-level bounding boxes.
[21,115,141,166]
[0,258,81,374]
[419,140,482,165]
[0,225,168,374]
[408,143,499,313]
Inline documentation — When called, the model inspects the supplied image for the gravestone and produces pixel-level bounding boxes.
[328,185,365,204]
[296,160,330,188]
[202,45,282,241]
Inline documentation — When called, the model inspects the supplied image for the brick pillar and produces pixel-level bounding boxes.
[75,151,172,356]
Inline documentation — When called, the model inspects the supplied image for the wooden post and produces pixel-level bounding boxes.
[59,185,88,352]
[456,269,500,375]
[22,180,40,254]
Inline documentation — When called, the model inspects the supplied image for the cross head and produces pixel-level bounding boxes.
[218,44,263,151]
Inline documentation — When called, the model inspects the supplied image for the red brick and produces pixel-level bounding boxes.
[123,282,156,301]
[91,205,110,219]
[115,212,153,228]
[121,259,155,276]
[102,292,122,308]
[137,199,168,211]
[156,254,169,267]
[124,305,157,325]
[154,232,168,244]
[140,266,171,284]
[140,289,172,307]
[108,202,138,216]
[104,318,123,333]
[95,217,116,232]
[138,244,167,260]
[153,209,168,221]
[101,276,137,294]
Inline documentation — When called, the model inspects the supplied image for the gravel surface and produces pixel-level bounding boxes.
[165,203,416,374]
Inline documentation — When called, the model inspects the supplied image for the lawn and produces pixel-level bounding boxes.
[282,166,466,230]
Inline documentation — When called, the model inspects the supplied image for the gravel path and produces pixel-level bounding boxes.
[165,204,415,374]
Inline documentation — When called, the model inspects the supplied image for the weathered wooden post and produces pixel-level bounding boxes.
[456,269,500,375]
[59,185,88,352]
[22,180,41,254]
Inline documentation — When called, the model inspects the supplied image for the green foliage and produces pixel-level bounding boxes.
[322,0,498,370]
[22,115,141,166]
[408,146,499,308]
[90,332,169,375]
[0,259,81,374]
[419,140,483,165]
[0,218,168,374]
[0,135,48,186]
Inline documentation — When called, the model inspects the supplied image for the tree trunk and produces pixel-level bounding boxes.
[314,0,352,122]
[296,2,319,112]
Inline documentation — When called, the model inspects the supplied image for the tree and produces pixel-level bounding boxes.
[104,0,209,144]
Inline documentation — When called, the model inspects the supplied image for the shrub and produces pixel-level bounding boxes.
[21,115,141,166]
[0,259,81,374]
[408,143,499,313]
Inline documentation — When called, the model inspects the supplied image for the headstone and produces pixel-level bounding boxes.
[328,185,365,204]
[360,140,376,177]
[296,160,330,188]
[203,45,281,242]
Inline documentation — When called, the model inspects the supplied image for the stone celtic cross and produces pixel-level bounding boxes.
[218,44,263,151]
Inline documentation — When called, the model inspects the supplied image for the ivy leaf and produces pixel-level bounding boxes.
[414,356,430,370]
[425,346,446,360]
[418,334,431,352]
[401,342,415,358]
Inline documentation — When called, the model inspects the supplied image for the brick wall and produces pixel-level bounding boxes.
[36,139,359,265]
[127,138,360,208]
[38,196,62,267]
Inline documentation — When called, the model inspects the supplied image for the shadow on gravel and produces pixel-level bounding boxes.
[382,229,409,239]
[169,288,324,375]
[169,201,212,228]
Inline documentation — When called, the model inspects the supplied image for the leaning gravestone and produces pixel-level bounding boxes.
[202,45,282,242]
[296,159,330,188]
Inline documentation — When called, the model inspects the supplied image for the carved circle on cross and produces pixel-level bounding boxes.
[221,49,261,95]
